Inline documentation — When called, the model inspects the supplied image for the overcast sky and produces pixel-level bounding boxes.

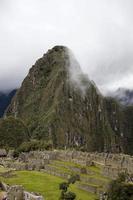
[0,0,133,94]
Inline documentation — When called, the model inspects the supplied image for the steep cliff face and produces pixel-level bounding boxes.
[122,105,133,154]
[105,97,133,154]
[4,46,127,152]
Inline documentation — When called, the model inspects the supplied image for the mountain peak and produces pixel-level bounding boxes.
[5,46,133,154]
[5,46,107,151]
[51,45,68,51]
[26,46,91,96]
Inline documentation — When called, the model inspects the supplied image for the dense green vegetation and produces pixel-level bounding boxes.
[0,117,29,148]
[13,139,53,157]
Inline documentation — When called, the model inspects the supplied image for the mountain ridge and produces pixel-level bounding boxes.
[112,88,133,105]
[2,46,133,154]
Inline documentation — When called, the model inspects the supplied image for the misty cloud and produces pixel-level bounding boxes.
[67,49,91,95]
[0,0,133,94]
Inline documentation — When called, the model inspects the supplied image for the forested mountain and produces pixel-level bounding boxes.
[1,46,133,154]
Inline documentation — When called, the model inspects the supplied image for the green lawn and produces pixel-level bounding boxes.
[0,170,97,200]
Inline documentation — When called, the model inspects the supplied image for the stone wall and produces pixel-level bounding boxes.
[1,150,133,179]
[56,151,133,177]
[7,185,24,200]
[0,151,58,171]
[24,191,43,200]
[0,184,44,200]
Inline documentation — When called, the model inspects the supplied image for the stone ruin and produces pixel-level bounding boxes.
[56,150,133,178]
[1,149,133,179]
[0,151,57,171]
[0,183,44,200]
[1,150,133,199]
[7,185,24,200]
[0,149,7,157]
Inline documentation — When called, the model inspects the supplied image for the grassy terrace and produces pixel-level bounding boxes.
[0,159,111,199]
[52,160,101,173]
[51,160,110,181]
[0,169,97,200]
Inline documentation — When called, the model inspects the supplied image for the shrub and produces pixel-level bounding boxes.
[63,192,76,200]
[107,173,133,200]
[59,182,69,192]
[59,175,78,200]
[13,139,53,157]
[68,174,80,184]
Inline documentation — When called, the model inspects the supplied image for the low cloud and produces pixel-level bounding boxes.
[0,0,133,94]
[67,49,91,95]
